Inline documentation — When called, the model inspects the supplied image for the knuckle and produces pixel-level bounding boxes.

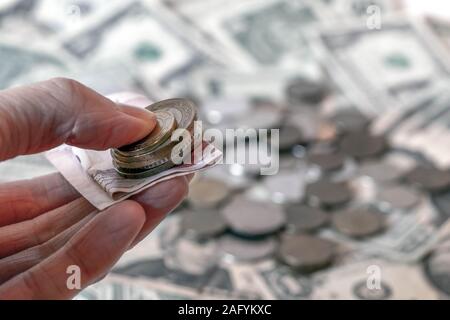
[46,77,87,109]
[47,77,83,94]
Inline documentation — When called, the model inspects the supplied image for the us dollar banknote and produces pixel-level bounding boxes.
[186,0,325,76]
[60,1,200,91]
[313,15,450,115]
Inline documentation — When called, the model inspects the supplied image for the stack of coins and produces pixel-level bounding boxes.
[111,98,198,179]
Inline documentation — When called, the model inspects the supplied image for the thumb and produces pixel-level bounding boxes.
[0,78,156,161]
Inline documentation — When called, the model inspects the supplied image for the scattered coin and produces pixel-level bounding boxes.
[234,102,283,129]
[262,169,305,204]
[404,166,450,193]
[188,178,230,209]
[330,109,370,133]
[307,151,346,172]
[377,185,421,210]
[306,180,352,208]
[278,234,335,272]
[331,208,385,238]
[286,78,328,105]
[218,235,278,261]
[221,196,286,237]
[284,204,329,232]
[278,125,305,151]
[340,132,387,159]
[180,209,227,239]
[358,160,404,182]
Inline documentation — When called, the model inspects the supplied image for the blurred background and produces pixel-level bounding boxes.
[2,0,450,300]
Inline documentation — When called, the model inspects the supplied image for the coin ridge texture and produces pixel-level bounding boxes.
[278,234,335,272]
[221,197,286,237]
[332,208,384,238]
[112,98,198,178]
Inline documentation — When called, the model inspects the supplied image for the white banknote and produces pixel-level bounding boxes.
[313,15,450,115]
[46,143,222,211]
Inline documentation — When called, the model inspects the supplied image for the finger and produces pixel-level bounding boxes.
[0,173,80,227]
[185,173,195,183]
[0,78,156,161]
[0,212,95,284]
[0,200,145,299]
[107,92,152,108]
[130,176,189,246]
[0,198,94,258]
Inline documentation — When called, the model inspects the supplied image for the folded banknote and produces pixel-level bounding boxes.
[46,142,222,210]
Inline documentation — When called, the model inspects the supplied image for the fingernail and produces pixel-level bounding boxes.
[116,104,156,140]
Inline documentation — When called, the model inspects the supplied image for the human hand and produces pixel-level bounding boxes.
[0,78,190,299]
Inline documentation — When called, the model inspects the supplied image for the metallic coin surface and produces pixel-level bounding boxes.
[332,208,385,238]
[262,169,305,204]
[278,125,305,151]
[405,166,450,193]
[307,152,346,172]
[188,179,230,209]
[306,180,352,207]
[278,234,335,272]
[114,110,177,157]
[221,196,286,237]
[340,132,387,159]
[285,204,329,232]
[218,235,278,261]
[181,209,227,239]
[112,98,198,178]
[377,185,420,210]
[286,78,328,104]
[330,109,370,133]
[358,161,404,182]
[114,160,175,179]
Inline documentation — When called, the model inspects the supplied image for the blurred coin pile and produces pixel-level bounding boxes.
[2,0,450,300]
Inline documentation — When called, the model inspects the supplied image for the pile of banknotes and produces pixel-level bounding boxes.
[2,0,450,300]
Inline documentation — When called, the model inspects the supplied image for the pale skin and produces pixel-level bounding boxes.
[0,78,192,299]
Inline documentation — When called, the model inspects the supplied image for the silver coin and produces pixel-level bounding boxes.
[218,235,278,261]
[262,169,305,204]
[234,102,283,130]
[340,132,387,159]
[377,185,420,210]
[277,234,335,273]
[278,125,305,151]
[307,151,346,172]
[284,204,329,232]
[306,180,352,208]
[221,196,286,237]
[405,166,450,193]
[180,209,227,239]
[358,161,404,182]
[330,109,370,133]
[207,164,254,190]
[285,77,328,105]
[331,208,385,238]
[188,178,230,209]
